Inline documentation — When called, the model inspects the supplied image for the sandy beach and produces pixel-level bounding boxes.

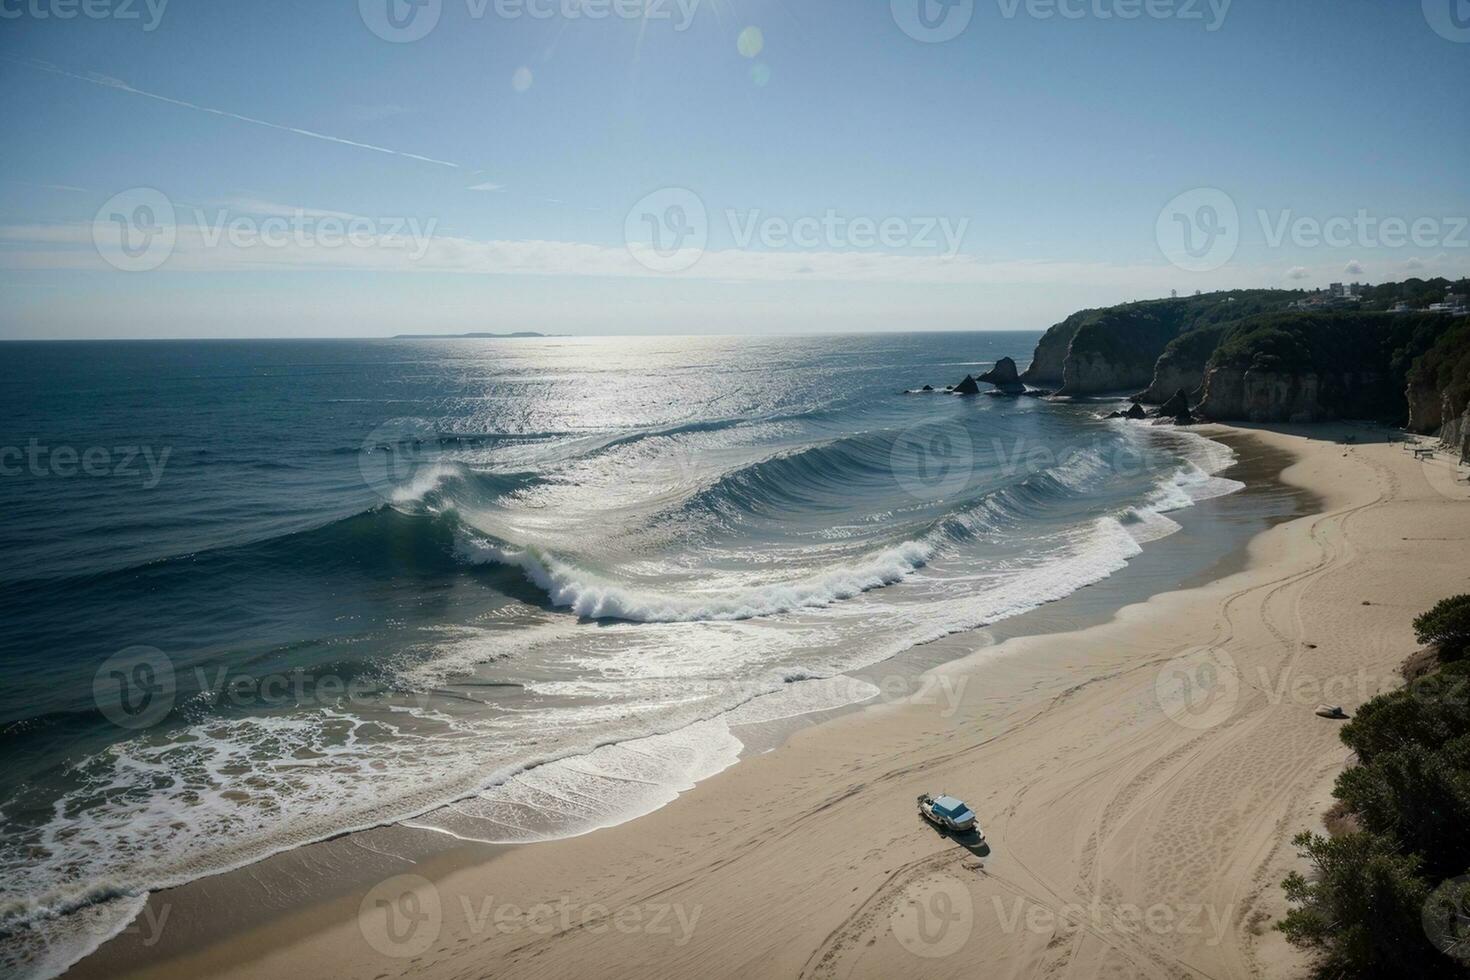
[76,424,1470,980]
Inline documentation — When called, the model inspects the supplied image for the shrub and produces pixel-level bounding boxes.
[1276,831,1446,977]
[1416,595,1470,660]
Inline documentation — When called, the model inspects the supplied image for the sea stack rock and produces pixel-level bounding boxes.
[1157,388,1190,418]
[981,357,1029,393]
[1125,402,1147,420]
[1156,388,1197,424]
[953,375,981,395]
[978,357,1026,395]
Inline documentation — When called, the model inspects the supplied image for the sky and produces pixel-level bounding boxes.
[0,0,1466,338]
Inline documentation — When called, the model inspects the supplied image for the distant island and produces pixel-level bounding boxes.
[390,331,554,339]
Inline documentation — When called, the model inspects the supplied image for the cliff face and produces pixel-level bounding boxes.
[1024,292,1306,397]
[1404,320,1470,457]
[1198,368,1391,423]
[1406,376,1445,433]
[1137,322,1235,403]
[1056,304,1193,395]
[1443,401,1470,460]
[1062,349,1157,394]
[1021,311,1089,385]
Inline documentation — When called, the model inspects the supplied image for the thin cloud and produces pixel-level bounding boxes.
[4,56,462,169]
[467,182,506,192]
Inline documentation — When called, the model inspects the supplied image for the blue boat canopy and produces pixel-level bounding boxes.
[932,796,973,820]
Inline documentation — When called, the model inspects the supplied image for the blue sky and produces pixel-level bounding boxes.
[0,0,1466,338]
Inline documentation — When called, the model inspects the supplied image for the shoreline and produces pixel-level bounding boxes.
[71,422,1470,980]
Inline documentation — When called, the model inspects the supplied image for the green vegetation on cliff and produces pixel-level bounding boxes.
[1408,320,1470,426]
[1057,290,1299,393]
[1200,311,1452,422]
[1027,279,1468,421]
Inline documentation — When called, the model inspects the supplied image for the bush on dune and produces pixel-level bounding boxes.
[1278,601,1470,977]
[1416,595,1470,661]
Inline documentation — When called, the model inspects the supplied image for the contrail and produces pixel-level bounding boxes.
[3,56,462,169]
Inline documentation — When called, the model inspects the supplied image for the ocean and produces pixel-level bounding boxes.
[0,332,1248,977]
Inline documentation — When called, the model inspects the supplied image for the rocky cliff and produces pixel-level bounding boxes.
[1196,312,1453,424]
[1137,322,1235,403]
[1405,320,1470,458]
[1034,291,1300,397]
[1020,310,1092,385]
[1197,368,1392,423]
[1024,287,1469,432]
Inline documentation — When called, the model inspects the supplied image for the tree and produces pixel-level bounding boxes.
[1416,596,1470,660]
[1276,831,1456,977]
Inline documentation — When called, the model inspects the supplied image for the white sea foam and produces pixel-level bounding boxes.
[456,534,937,623]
